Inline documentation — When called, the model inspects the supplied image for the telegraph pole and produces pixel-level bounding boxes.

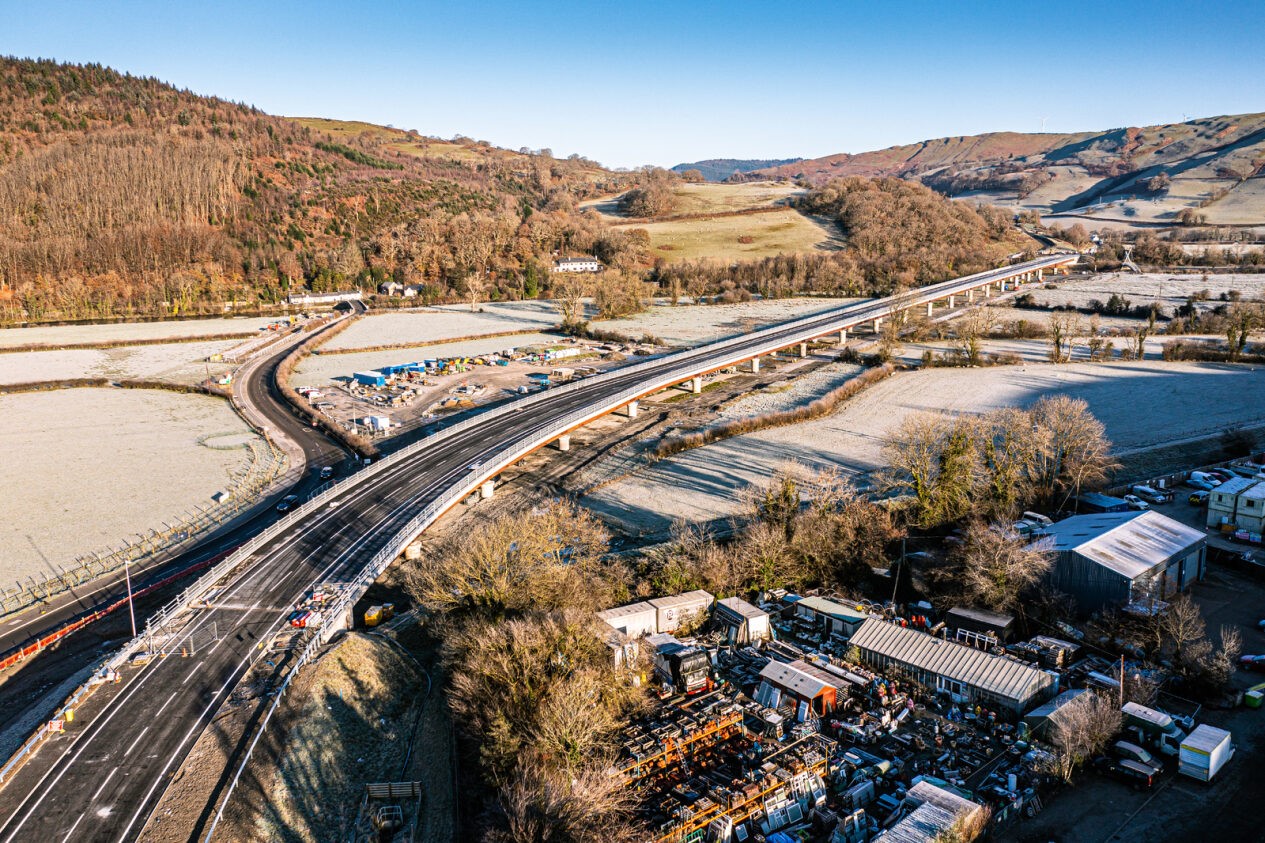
[124,560,137,639]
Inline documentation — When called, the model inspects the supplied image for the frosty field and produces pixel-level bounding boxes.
[585,361,1265,537]
[0,389,259,581]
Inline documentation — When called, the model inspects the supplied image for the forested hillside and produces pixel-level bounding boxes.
[0,58,641,324]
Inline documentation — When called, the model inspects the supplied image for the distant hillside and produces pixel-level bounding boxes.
[0,58,641,324]
[755,114,1265,226]
[671,158,802,182]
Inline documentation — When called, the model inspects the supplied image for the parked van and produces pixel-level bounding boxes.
[1131,485,1171,504]
[1189,471,1221,487]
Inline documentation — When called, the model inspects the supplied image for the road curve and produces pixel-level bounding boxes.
[0,256,1076,842]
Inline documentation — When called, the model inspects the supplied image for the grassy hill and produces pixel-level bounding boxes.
[756,114,1265,226]
[0,58,638,324]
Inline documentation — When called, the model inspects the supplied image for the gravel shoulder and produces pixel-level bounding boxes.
[0,388,258,582]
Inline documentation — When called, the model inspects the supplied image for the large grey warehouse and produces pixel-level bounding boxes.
[1033,510,1205,614]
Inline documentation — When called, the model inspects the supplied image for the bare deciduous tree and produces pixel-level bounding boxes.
[1048,691,1123,783]
[951,520,1053,613]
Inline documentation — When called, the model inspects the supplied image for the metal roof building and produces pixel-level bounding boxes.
[1033,510,1205,614]
[873,780,986,843]
[849,618,1055,715]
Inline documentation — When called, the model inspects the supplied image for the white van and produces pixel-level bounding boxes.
[1131,485,1171,504]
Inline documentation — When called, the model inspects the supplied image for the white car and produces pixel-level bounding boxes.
[1122,494,1149,510]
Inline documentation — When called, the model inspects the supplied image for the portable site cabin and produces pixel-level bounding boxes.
[353,370,387,387]
[596,601,659,639]
[1077,493,1132,513]
[849,618,1055,716]
[714,597,771,644]
[647,590,714,634]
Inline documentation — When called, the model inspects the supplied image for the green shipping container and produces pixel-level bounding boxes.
[1245,690,1263,709]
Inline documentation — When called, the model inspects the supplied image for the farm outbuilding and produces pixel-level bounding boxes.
[848,618,1055,716]
[1034,510,1205,614]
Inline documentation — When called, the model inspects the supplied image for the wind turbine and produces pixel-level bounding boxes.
[1040,116,1049,132]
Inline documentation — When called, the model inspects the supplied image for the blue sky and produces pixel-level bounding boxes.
[2,0,1261,168]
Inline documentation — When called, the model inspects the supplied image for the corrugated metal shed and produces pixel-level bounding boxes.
[1036,511,1202,580]
[849,618,1052,707]
[758,660,833,699]
[873,781,983,843]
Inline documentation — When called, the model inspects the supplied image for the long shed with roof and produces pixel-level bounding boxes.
[848,618,1055,715]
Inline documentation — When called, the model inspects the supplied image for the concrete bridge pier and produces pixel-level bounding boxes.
[838,329,848,345]
[947,294,956,308]
[798,342,808,358]
[926,301,935,317]
[480,480,495,499]
[966,288,975,303]
[690,376,702,394]
[751,356,761,373]
[625,400,639,419]
[1037,269,1044,282]
[872,317,883,334]
[557,434,571,452]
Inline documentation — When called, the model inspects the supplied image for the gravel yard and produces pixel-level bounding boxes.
[292,331,570,387]
[0,389,258,582]
[596,297,861,346]
[585,361,1265,537]
[716,361,864,421]
[0,340,239,386]
[0,316,274,349]
[323,305,559,351]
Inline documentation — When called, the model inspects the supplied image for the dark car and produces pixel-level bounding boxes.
[275,494,299,513]
[1096,756,1156,790]
[1239,654,1265,671]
